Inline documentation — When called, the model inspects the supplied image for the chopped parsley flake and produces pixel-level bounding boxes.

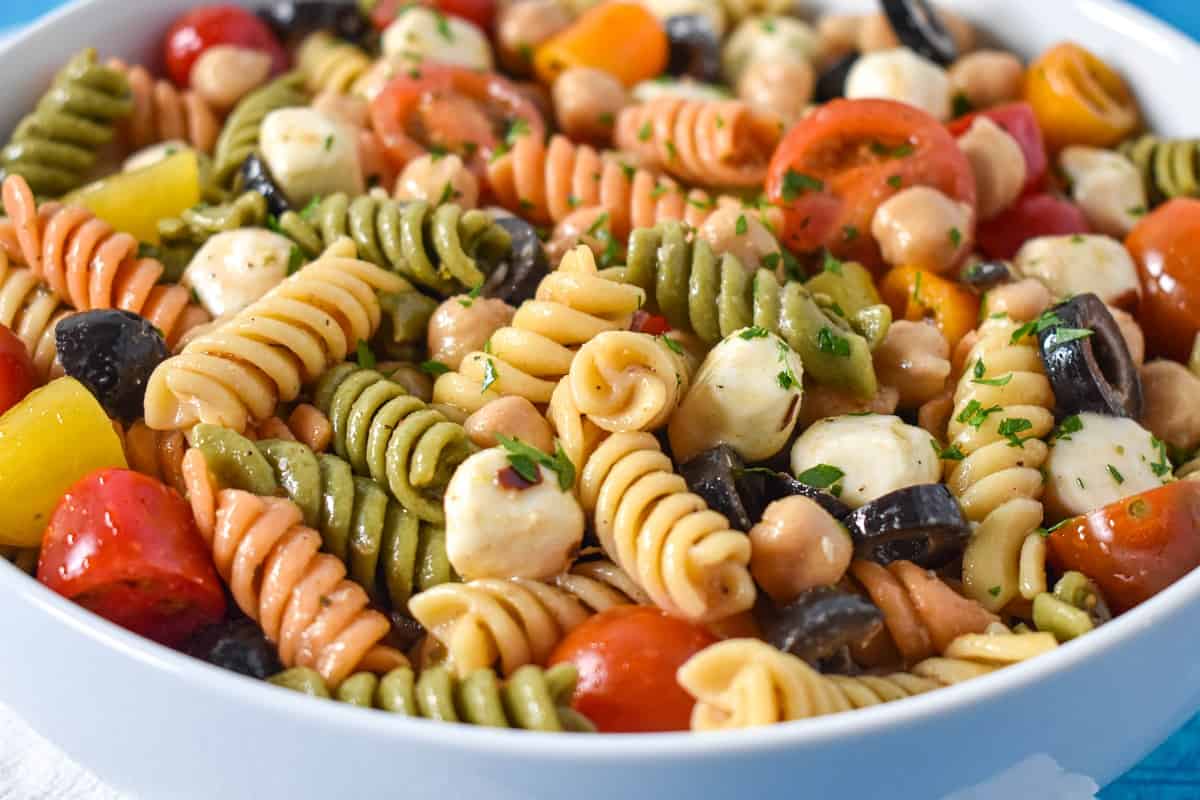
[795,463,845,491]
[736,214,748,236]
[355,339,376,370]
[496,434,576,491]
[956,399,1002,429]
[434,10,453,40]
[781,169,824,201]
[823,250,843,275]
[739,326,770,340]
[949,227,962,247]
[1107,464,1125,484]
[458,284,483,307]
[287,245,304,275]
[323,134,334,151]
[775,340,799,390]
[869,140,915,159]
[1010,310,1066,344]
[1150,436,1172,477]
[886,174,903,189]
[988,585,1002,598]
[480,357,499,393]
[816,326,851,358]
[420,360,451,376]
[1044,326,1094,349]
[1054,414,1083,441]
[971,359,1013,386]
[659,335,684,356]
[842,225,858,242]
[638,121,652,141]
[998,417,1034,447]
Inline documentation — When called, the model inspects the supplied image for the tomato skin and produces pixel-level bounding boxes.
[0,324,37,416]
[630,311,671,336]
[38,469,226,647]
[548,606,717,732]
[1047,481,1200,614]
[975,192,1089,260]
[1024,43,1139,151]
[766,99,976,272]
[164,5,287,87]
[948,102,1047,195]
[1126,198,1200,362]
[879,265,979,350]
[436,0,496,31]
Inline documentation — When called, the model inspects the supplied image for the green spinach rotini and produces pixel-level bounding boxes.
[156,191,270,280]
[1118,134,1200,205]
[211,71,306,189]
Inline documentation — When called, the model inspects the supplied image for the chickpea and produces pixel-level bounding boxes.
[697,206,781,269]
[427,295,516,371]
[982,278,1052,322]
[917,386,955,441]
[958,116,1026,220]
[1107,305,1145,367]
[874,320,952,409]
[394,153,480,209]
[798,383,899,429]
[465,396,555,454]
[312,90,369,129]
[1139,360,1200,452]
[949,50,1024,109]
[737,61,815,125]
[816,14,863,66]
[749,495,854,604]
[857,13,900,53]
[545,206,609,265]
[552,67,629,143]
[190,45,272,111]
[939,10,977,55]
[497,0,573,75]
[871,186,973,274]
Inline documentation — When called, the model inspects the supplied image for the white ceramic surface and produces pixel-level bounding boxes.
[2,1,1199,798]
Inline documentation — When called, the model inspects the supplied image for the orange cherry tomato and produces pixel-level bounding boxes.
[1126,198,1200,362]
[548,606,717,733]
[1047,480,1200,614]
[765,99,976,273]
[1023,42,1139,151]
[879,265,979,350]
[369,65,546,173]
[534,2,668,88]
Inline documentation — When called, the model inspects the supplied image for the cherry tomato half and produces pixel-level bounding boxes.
[879,265,979,350]
[766,99,976,272]
[948,102,1048,196]
[1126,198,1200,362]
[436,0,497,32]
[38,469,226,647]
[548,606,717,732]
[0,324,37,416]
[975,192,1089,261]
[164,4,288,88]
[630,311,672,336]
[1047,480,1200,614]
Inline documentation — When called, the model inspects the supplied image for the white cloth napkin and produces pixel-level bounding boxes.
[0,702,124,800]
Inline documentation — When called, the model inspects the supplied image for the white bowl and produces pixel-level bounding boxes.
[3,1,1200,798]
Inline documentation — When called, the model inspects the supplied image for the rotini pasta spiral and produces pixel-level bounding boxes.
[410,574,632,676]
[0,49,132,196]
[113,419,190,495]
[0,175,209,348]
[567,330,691,433]
[546,376,606,484]
[1118,134,1200,205]
[142,239,406,432]
[614,97,783,189]
[578,431,755,623]
[0,249,70,378]
[312,363,475,524]
[212,72,307,189]
[432,246,645,415]
[297,32,373,95]
[270,663,594,731]
[679,630,1058,731]
[107,59,221,154]
[156,191,270,280]
[615,222,878,396]
[278,195,512,296]
[244,403,333,453]
[181,448,407,686]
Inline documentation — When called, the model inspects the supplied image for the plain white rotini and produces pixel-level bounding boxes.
[568,330,691,433]
[547,376,606,481]
[579,431,755,623]
[0,249,69,378]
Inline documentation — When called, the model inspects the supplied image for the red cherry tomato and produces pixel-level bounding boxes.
[436,0,497,32]
[38,469,226,647]
[368,0,427,30]
[1126,198,1200,362]
[0,324,37,416]
[548,606,717,732]
[948,102,1048,195]
[975,192,1089,260]
[630,311,672,336]
[766,98,976,272]
[1047,480,1200,614]
[164,4,287,88]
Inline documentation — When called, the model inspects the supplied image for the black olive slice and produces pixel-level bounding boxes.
[238,153,291,217]
[880,0,958,65]
[258,1,374,46]
[184,617,282,679]
[664,15,722,84]
[755,469,853,520]
[843,484,970,567]
[814,53,858,103]
[1037,293,1143,420]
[764,587,884,664]
[55,310,170,424]
[482,214,550,306]
[960,259,1013,293]
[679,445,755,530]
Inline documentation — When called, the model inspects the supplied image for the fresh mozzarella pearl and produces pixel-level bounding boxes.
[846,48,951,121]
[789,414,940,509]
[444,447,584,581]
[1060,147,1148,238]
[182,229,294,318]
[722,16,819,86]
[259,107,363,206]
[122,140,191,172]
[1014,234,1141,307]
[1044,412,1169,520]
[382,7,494,71]
[668,328,803,463]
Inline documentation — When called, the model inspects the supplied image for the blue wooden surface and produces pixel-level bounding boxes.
[0,0,1197,795]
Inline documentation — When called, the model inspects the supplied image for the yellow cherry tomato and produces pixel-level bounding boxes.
[1024,42,1139,151]
[880,265,979,350]
[534,2,668,87]
[65,150,202,244]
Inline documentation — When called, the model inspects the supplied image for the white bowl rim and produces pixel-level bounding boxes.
[4,0,1200,764]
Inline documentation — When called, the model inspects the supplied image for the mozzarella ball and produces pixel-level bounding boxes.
[1044,412,1169,520]
[871,186,973,273]
[948,50,1024,110]
[465,396,555,454]
[122,140,191,172]
[631,78,730,104]
[958,116,1026,220]
[1059,147,1148,238]
[260,107,363,205]
[873,320,952,408]
[496,0,573,75]
[749,495,854,604]
[846,49,951,121]
[190,45,272,111]
[382,7,494,71]
[789,414,940,509]
[183,229,294,318]
[696,206,781,269]
[444,447,584,580]
[642,0,726,36]
[723,16,819,86]
[1013,234,1141,307]
[737,60,814,124]
[394,153,479,209]
[668,328,804,463]
[554,67,630,143]
[1140,360,1200,452]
